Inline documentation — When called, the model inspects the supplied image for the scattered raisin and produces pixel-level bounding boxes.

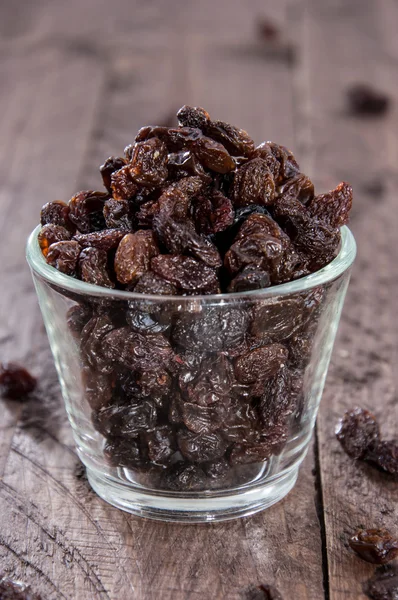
[363,564,398,600]
[336,407,380,460]
[347,83,390,117]
[0,363,36,400]
[349,529,398,565]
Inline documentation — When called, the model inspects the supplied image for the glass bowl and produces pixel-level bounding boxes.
[26,225,356,522]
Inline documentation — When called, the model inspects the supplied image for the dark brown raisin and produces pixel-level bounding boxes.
[349,529,398,565]
[232,158,275,207]
[103,197,134,230]
[111,166,138,200]
[133,271,178,295]
[129,137,168,187]
[46,240,80,275]
[227,266,271,292]
[307,181,353,228]
[366,441,398,476]
[244,583,284,600]
[167,150,210,181]
[100,156,127,192]
[151,254,220,294]
[335,407,380,459]
[38,223,71,256]
[363,564,398,600]
[0,576,42,600]
[163,462,206,490]
[102,328,175,372]
[0,363,36,400]
[104,437,147,470]
[251,297,305,342]
[67,303,92,337]
[177,430,227,463]
[73,229,125,251]
[347,83,390,117]
[82,366,113,410]
[234,344,288,385]
[144,425,176,465]
[78,247,114,288]
[192,190,234,235]
[68,190,108,233]
[40,200,74,231]
[114,230,159,285]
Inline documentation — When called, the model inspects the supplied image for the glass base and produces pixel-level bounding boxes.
[86,465,299,523]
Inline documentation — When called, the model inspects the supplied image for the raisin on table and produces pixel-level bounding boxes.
[366,440,398,476]
[0,362,36,400]
[363,564,398,600]
[349,528,398,565]
[335,407,380,460]
[244,583,284,600]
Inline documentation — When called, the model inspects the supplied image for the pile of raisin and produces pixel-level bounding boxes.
[336,408,398,477]
[38,106,353,490]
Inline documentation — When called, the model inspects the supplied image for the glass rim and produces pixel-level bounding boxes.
[26,224,356,302]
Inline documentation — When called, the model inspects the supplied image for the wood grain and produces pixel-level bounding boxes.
[1,0,396,597]
[303,0,398,598]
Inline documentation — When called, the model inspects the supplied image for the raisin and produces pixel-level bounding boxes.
[288,330,314,368]
[228,266,270,292]
[78,247,114,288]
[366,441,398,476]
[191,135,236,173]
[82,366,113,410]
[251,297,305,342]
[229,440,275,465]
[267,142,300,183]
[102,328,175,371]
[172,307,248,352]
[144,425,176,465]
[336,407,380,460]
[111,166,138,200]
[126,309,170,334]
[182,401,227,434]
[103,197,134,230]
[38,223,71,256]
[347,83,390,117]
[259,367,293,430]
[80,315,115,374]
[163,462,206,490]
[40,200,74,231]
[234,344,288,385]
[114,230,159,285]
[118,400,157,437]
[244,583,284,600]
[133,271,178,295]
[277,173,315,206]
[129,137,168,187]
[46,240,80,275]
[73,229,125,251]
[363,565,398,600]
[178,429,227,463]
[176,105,211,129]
[68,190,108,233]
[177,105,255,157]
[104,437,147,469]
[136,370,172,403]
[307,182,353,228]
[67,303,92,337]
[232,158,275,207]
[202,458,230,480]
[349,529,398,565]
[0,576,42,600]
[151,254,220,294]
[0,363,36,400]
[192,191,234,237]
[100,156,127,192]
[168,150,210,181]
[183,354,235,406]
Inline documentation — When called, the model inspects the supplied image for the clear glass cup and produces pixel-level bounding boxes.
[27,225,356,522]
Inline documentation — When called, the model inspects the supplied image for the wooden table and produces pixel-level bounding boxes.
[0,0,397,598]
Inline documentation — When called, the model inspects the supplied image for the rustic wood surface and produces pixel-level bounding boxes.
[0,0,397,598]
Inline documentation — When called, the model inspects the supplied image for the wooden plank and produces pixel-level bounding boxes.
[302,0,398,598]
[0,1,326,598]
